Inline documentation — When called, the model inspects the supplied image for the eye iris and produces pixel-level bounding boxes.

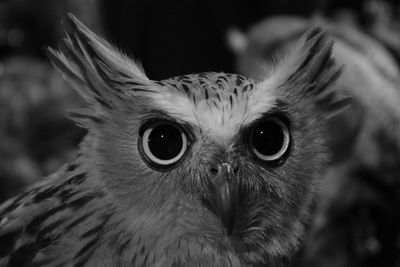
[148,124,183,160]
[253,121,284,156]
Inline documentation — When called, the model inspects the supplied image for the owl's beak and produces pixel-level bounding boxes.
[211,163,239,235]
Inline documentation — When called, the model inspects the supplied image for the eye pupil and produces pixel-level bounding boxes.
[148,124,183,160]
[250,118,290,162]
[140,121,189,170]
[253,121,284,156]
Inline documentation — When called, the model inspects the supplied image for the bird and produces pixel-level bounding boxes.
[0,14,350,267]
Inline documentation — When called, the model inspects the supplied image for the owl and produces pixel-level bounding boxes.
[0,14,349,267]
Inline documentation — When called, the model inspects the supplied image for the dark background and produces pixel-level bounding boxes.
[1,0,400,266]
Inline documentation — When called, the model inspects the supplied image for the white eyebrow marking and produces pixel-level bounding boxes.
[147,81,278,146]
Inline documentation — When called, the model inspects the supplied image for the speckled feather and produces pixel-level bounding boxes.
[0,14,348,267]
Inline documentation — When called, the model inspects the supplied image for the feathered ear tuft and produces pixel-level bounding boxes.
[261,27,351,118]
[46,13,152,127]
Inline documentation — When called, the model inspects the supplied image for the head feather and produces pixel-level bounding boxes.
[46,13,152,127]
[253,27,350,118]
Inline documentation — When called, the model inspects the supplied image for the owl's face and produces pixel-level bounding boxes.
[49,15,349,263]
[95,72,329,259]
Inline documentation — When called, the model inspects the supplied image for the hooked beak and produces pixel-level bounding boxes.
[211,163,239,235]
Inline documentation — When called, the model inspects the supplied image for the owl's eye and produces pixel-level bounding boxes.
[139,121,188,169]
[250,117,290,162]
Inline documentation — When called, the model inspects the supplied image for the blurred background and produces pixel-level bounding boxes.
[1,0,400,266]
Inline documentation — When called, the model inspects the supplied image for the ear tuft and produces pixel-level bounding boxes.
[46,13,153,127]
[265,27,351,117]
[62,14,149,87]
[286,27,338,92]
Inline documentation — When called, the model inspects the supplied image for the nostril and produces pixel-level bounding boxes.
[210,167,218,175]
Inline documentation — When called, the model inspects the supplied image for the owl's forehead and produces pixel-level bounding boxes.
[150,72,277,144]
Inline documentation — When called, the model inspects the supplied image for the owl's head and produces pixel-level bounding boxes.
[48,14,349,264]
